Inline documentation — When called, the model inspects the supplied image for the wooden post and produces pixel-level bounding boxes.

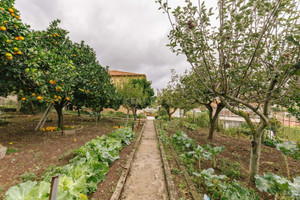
[35,104,52,131]
[282,112,285,137]
[193,110,196,124]
[49,175,60,200]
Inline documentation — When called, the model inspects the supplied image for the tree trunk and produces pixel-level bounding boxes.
[125,108,130,127]
[208,119,216,140]
[57,108,63,130]
[77,108,80,117]
[168,113,171,121]
[249,126,265,182]
[30,101,35,114]
[132,107,137,121]
[250,135,262,182]
[206,103,224,140]
[97,112,101,121]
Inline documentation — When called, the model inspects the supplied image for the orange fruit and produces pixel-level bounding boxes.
[15,37,19,40]
[8,8,14,13]
[16,15,20,19]
[14,47,18,51]
[1,26,6,31]
[0,7,4,11]
[19,36,24,40]
[37,96,42,100]
[32,93,36,96]
[22,97,26,101]
[6,39,10,43]
[66,97,70,101]
[3,21,6,24]
[5,53,12,57]
[7,56,13,60]
[11,13,15,16]
[16,51,22,55]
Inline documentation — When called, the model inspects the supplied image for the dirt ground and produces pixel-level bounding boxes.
[120,120,168,200]
[0,111,138,199]
[167,126,300,199]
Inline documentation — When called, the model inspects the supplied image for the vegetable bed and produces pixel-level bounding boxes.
[4,127,135,200]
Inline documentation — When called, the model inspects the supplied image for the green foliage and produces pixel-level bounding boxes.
[255,173,300,199]
[117,79,152,120]
[20,172,37,182]
[183,121,198,131]
[203,144,225,168]
[276,141,300,160]
[0,0,30,97]
[5,128,135,199]
[170,131,196,152]
[194,168,258,200]
[4,181,38,200]
[6,147,20,154]
[262,136,283,148]
[219,158,244,180]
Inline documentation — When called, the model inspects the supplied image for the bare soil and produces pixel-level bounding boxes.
[166,126,300,199]
[0,111,136,199]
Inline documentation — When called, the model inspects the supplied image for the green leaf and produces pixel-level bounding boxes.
[5,181,37,200]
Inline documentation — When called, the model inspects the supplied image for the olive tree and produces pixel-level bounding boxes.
[158,0,300,182]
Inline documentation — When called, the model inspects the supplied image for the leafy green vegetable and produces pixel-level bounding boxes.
[5,127,135,199]
[5,181,37,200]
[255,172,300,199]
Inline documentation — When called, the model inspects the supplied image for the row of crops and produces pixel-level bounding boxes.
[4,128,136,200]
[156,122,300,200]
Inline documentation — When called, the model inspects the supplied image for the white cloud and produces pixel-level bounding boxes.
[15,0,196,90]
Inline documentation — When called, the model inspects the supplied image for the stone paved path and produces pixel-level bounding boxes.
[121,119,168,200]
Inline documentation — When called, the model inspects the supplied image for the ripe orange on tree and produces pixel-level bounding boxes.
[1,26,6,31]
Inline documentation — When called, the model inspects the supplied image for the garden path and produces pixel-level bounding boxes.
[120,119,168,200]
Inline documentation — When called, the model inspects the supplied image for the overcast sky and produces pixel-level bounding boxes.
[15,0,198,91]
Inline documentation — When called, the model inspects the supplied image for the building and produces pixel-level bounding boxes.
[108,70,146,85]
[105,70,147,114]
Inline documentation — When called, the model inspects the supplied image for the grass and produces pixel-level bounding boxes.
[6,147,21,154]
[276,126,300,143]
[20,172,37,182]
[219,158,244,180]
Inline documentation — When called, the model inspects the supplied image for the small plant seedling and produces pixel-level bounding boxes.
[203,144,225,168]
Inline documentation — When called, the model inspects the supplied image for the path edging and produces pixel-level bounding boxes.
[169,144,203,200]
[154,121,178,200]
[110,120,148,200]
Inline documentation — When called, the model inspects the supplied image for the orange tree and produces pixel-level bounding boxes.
[0,0,29,96]
[22,20,82,129]
[70,42,122,120]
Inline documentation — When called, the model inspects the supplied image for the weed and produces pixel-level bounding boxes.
[219,158,244,180]
[171,167,180,175]
[6,147,21,154]
[20,172,37,182]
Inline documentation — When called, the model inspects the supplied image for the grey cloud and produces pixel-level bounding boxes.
[15,0,191,91]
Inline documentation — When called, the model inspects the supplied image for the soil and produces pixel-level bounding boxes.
[167,126,300,199]
[163,143,193,200]
[0,111,137,199]
[90,123,144,200]
[120,120,168,200]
